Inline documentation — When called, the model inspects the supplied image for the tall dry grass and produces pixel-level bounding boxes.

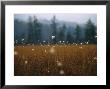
[14,44,97,76]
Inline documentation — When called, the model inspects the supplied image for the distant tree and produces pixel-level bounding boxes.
[14,19,27,45]
[14,19,19,44]
[66,31,73,44]
[75,25,81,43]
[33,16,42,44]
[27,16,42,44]
[27,16,34,44]
[85,19,97,44]
[58,24,66,42]
[51,16,57,44]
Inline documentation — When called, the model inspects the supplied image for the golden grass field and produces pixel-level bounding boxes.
[14,44,97,76]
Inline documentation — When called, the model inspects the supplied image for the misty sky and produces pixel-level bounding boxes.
[15,14,97,25]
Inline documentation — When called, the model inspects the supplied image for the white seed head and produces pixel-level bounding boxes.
[25,60,28,64]
[21,38,24,41]
[52,36,55,39]
[86,42,89,44]
[80,43,83,45]
[79,47,82,49]
[43,41,46,43]
[57,62,62,66]
[60,70,64,75]
[94,57,97,60]
[14,51,18,55]
[49,47,55,54]
[32,49,35,51]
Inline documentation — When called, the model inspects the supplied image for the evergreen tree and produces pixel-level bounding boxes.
[27,16,34,44]
[66,31,73,44]
[75,25,81,43]
[27,16,42,44]
[14,19,28,45]
[58,24,66,42]
[51,16,57,44]
[33,16,42,44]
[85,19,96,44]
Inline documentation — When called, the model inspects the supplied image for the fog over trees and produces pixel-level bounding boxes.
[14,15,97,45]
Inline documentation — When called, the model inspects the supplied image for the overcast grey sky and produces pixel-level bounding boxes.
[15,14,97,25]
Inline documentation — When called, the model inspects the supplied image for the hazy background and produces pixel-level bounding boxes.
[15,14,97,25]
[14,13,97,45]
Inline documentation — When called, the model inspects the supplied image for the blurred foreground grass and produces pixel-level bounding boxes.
[14,44,97,76]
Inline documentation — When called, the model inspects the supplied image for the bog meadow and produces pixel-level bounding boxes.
[14,14,97,76]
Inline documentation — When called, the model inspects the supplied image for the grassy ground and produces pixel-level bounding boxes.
[14,44,97,76]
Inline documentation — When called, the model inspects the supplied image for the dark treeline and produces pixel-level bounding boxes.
[14,16,97,45]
